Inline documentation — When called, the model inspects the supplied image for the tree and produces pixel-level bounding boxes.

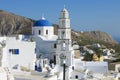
[83,52,93,61]
[94,48,103,61]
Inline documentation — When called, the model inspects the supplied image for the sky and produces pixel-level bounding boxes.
[0,0,120,40]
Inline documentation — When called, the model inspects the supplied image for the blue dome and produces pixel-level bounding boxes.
[34,18,52,27]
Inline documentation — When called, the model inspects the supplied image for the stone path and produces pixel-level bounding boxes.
[14,74,44,80]
[14,71,48,80]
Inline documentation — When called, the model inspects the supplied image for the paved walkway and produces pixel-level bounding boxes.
[14,74,45,80]
[14,71,47,80]
[13,70,58,80]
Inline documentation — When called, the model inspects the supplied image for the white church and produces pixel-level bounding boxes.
[33,7,74,69]
[0,7,116,80]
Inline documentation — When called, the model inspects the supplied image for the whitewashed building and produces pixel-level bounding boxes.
[0,35,36,71]
[32,17,58,60]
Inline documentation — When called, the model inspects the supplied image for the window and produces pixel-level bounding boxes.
[9,49,19,55]
[54,44,57,48]
[61,41,66,50]
[46,30,48,35]
[54,55,56,65]
[72,66,74,70]
[62,31,65,39]
[62,31,65,35]
[39,30,41,35]
[75,75,78,79]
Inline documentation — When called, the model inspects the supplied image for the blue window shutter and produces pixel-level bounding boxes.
[16,49,19,54]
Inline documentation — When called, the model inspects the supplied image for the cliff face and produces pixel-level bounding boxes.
[84,31,116,43]
[71,30,117,44]
[0,10,33,36]
[0,10,117,44]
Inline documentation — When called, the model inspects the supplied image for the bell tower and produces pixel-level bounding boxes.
[56,7,74,67]
[58,7,71,40]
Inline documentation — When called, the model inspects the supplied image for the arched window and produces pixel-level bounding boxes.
[46,30,48,35]
[61,41,66,50]
[39,30,41,35]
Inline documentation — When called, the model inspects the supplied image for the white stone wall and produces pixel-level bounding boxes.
[6,36,36,70]
[70,60,108,79]
[35,37,56,59]
[33,26,54,37]
[74,60,108,73]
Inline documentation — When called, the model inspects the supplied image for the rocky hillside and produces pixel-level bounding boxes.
[53,24,117,45]
[0,10,33,36]
[0,10,117,44]
[71,30,117,45]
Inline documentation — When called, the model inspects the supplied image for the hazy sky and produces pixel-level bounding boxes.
[0,0,120,39]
